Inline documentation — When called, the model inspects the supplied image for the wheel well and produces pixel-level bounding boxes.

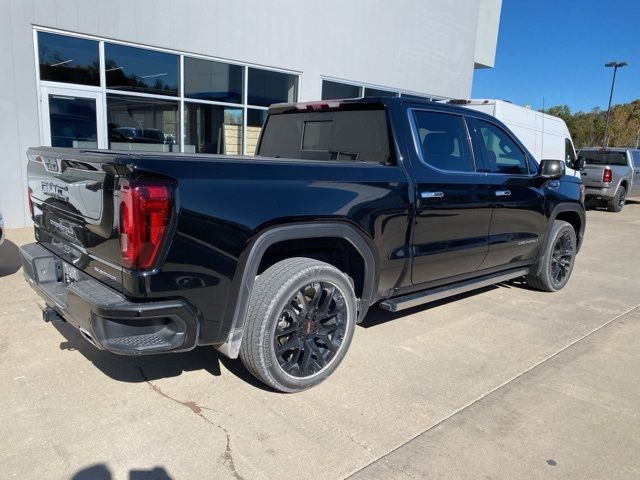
[257,237,366,298]
[555,211,581,238]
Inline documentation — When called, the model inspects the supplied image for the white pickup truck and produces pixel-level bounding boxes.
[578,148,640,212]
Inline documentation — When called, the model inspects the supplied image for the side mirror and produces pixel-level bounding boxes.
[539,159,565,179]
[574,157,586,171]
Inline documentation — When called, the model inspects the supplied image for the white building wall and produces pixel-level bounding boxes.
[0,0,500,227]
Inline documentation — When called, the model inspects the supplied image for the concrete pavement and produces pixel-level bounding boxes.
[1,200,639,479]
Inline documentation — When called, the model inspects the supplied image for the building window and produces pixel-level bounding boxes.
[184,57,243,104]
[401,93,432,101]
[36,29,300,155]
[247,68,298,107]
[105,43,179,96]
[184,103,243,154]
[38,31,100,86]
[321,81,361,100]
[364,87,397,97]
[322,79,435,102]
[48,96,98,148]
[107,94,179,151]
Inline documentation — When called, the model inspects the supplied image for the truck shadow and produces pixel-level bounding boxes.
[72,463,172,480]
[585,198,640,211]
[53,279,531,388]
[0,239,22,277]
[53,321,272,391]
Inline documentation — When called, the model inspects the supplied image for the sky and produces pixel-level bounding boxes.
[472,0,639,113]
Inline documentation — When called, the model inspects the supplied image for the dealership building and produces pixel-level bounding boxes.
[0,0,501,227]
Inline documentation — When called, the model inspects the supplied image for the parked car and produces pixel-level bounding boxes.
[21,97,585,392]
[454,99,581,176]
[578,147,640,212]
[108,124,174,145]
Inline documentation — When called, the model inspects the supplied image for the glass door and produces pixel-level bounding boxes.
[40,86,106,149]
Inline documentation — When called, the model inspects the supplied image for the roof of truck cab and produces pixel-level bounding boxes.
[267,96,489,117]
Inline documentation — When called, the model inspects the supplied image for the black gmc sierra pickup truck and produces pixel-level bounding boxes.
[21,97,585,392]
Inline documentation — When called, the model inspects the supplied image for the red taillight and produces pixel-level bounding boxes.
[602,168,612,183]
[28,187,34,218]
[119,179,172,270]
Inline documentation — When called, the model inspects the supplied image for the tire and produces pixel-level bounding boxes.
[239,257,357,393]
[606,186,626,212]
[526,220,577,292]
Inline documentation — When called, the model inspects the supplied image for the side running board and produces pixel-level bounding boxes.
[379,268,530,312]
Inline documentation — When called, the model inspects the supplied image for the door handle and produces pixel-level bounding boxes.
[495,189,511,197]
[421,191,444,199]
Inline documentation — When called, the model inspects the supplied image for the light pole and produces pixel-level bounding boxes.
[603,61,627,147]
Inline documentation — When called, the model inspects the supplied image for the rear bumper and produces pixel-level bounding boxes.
[584,186,616,199]
[20,243,200,355]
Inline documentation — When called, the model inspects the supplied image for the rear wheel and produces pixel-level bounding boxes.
[526,220,576,292]
[239,257,357,393]
[606,186,626,212]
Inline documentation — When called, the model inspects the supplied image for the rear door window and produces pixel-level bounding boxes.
[412,111,475,172]
[258,109,392,164]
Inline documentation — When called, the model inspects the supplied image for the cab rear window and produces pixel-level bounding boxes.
[579,151,627,166]
[258,109,392,164]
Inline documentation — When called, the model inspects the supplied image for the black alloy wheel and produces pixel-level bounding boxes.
[274,281,347,378]
[239,257,357,392]
[550,230,574,287]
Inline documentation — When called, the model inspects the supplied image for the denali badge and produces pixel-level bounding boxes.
[517,238,539,246]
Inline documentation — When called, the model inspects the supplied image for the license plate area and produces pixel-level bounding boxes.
[32,256,71,309]
[62,261,79,286]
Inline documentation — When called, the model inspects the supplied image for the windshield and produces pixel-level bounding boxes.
[579,151,628,166]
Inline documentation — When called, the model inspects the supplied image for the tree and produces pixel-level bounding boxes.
[542,100,639,148]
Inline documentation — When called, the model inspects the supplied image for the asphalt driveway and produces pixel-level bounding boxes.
[1,200,639,480]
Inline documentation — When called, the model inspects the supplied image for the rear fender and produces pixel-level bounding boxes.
[217,222,376,359]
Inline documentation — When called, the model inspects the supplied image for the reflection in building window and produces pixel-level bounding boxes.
[184,103,243,154]
[48,96,97,148]
[248,68,297,107]
[184,57,243,104]
[321,81,361,100]
[246,109,268,155]
[38,32,100,86]
[363,87,397,97]
[105,43,179,96]
[107,95,179,152]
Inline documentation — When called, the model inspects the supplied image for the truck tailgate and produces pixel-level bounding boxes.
[27,147,124,289]
[580,164,607,188]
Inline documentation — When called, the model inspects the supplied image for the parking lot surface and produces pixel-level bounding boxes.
[1,200,639,480]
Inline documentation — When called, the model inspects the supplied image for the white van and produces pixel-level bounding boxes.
[454,99,579,177]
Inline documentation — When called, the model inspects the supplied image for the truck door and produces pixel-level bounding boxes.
[631,151,640,196]
[467,117,546,270]
[408,109,493,285]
